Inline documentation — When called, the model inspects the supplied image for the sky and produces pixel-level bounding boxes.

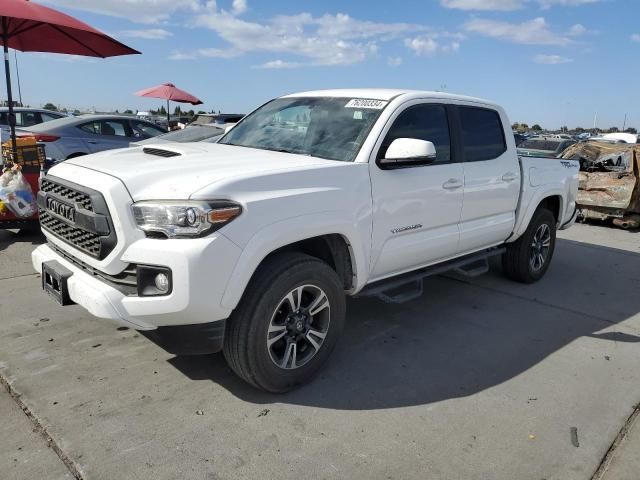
[6,0,640,129]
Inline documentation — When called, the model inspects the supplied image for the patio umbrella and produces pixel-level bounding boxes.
[135,83,203,129]
[0,0,140,155]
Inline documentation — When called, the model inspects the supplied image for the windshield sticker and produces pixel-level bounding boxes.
[345,99,387,109]
[353,111,363,120]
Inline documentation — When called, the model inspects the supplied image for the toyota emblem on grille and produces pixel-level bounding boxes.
[46,197,76,224]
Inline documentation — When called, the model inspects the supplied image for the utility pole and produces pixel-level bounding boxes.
[593,111,598,131]
[623,113,628,132]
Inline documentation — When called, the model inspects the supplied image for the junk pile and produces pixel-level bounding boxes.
[561,142,640,229]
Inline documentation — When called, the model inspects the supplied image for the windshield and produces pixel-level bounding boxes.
[218,97,387,162]
[155,125,224,143]
[518,139,561,151]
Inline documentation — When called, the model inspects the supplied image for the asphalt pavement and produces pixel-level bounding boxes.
[0,223,639,480]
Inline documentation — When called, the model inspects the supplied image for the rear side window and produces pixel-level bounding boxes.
[378,104,451,164]
[459,107,506,162]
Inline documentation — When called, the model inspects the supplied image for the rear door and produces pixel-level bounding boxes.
[369,102,464,280]
[456,105,520,253]
[79,120,133,153]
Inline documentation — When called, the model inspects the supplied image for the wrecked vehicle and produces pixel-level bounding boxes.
[561,141,640,229]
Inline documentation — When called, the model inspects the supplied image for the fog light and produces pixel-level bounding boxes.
[155,273,169,292]
[137,265,172,297]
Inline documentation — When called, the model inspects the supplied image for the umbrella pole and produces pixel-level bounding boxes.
[2,26,17,157]
[167,99,170,130]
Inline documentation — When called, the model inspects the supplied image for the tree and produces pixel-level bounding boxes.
[575,127,585,133]
[174,105,182,115]
[608,126,619,133]
[43,102,58,111]
[511,122,520,131]
[624,127,637,134]
[531,124,542,131]
[158,105,166,115]
[123,109,133,114]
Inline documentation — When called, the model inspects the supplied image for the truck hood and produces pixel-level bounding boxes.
[63,143,333,200]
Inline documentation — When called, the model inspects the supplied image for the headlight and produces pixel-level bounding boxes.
[132,200,242,238]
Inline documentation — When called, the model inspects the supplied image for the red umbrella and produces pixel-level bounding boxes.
[135,83,203,129]
[0,0,140,153]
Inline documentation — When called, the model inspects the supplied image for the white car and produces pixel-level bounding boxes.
[32,89,579,392]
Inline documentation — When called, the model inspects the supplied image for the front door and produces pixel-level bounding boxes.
[369,102,464,281]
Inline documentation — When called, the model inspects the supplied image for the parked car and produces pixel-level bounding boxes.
[191,113,245,126]
[0,107,66,139]
[517,136,576,158]
[17,115,166,161]
[130,123,227,147]
[33,89,579,392]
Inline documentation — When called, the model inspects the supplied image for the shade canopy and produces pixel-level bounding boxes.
[0,0,140,57]
[0,0,140,155]
[135,83,203,105]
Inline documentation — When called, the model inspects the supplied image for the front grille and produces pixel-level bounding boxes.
[38,176,117,260]
[40,178,94,211]
[49,242,138,296]
[40,210,101,256]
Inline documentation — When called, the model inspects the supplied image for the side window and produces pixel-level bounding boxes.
[458,107,506,162]
[15,112,39,127]
[78,121,100,134]
[99,120,130,137]
[378,104,451,164]
[41,112,63,122]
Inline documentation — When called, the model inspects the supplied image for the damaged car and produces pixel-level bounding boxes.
[561,141,640,229]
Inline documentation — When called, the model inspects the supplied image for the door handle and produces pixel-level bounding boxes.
[502,172,518,182]
[87,140,98,144]
[442,178,463,190]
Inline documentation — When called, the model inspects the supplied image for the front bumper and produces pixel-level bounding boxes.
[32,234,242,330]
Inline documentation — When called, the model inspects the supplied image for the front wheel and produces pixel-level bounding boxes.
[503,208,556,283]
[223,252,346,392]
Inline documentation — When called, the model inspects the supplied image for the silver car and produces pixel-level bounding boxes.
[130,123,227,147]
[17,114,166,161]
[0,107,66,139]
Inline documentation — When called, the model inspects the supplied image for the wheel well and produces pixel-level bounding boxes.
[539,195,561,222]
[266,234,354,290]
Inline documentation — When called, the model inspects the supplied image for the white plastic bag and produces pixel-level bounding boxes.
[0,165,37,218]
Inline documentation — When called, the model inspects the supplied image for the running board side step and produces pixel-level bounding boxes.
[356,247,506,304]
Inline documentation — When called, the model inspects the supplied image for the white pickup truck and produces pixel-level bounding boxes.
[33,89,579,392]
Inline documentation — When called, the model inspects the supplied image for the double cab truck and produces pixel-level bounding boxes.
[33,89,579,392]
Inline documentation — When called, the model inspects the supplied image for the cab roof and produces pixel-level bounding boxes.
[283,88,496,107]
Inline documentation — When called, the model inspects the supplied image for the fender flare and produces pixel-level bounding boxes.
[510,187,566,241]
[220,211,370,310]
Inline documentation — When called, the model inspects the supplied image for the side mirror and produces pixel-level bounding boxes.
[379,138,437,169]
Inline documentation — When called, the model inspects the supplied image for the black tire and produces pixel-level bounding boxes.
[223,252,346,392]
[503,208,556,284]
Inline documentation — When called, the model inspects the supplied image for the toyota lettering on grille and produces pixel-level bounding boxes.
[46,197,76,224]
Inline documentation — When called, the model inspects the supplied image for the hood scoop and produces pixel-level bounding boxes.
[142,147,181,158]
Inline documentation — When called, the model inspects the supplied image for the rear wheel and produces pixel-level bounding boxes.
[223,252,346,392]
[503,208,556,283]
